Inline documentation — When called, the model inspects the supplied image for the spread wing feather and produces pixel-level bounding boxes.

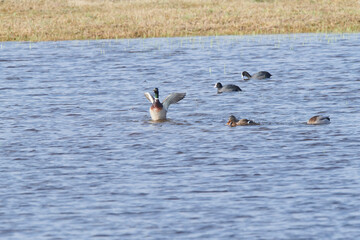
[144,92,155,103]
[163,93,186,110]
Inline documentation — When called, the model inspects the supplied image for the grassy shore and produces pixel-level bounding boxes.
[1,0,359,41]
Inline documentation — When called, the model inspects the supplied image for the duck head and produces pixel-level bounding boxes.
[241,71,251,79]
[227,115,237,126]
[153,88,159,98]
[214,82,223,89]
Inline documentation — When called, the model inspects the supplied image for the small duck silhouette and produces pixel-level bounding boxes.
[307,115,330,125]
[227,115,259,127]
[214,82,242,93]
[242,71,272,80]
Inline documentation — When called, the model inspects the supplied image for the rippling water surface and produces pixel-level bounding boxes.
[1,33,360,239]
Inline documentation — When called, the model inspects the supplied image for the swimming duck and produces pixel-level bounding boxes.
[242,71,272,80]
[227,115,259,127]
[214,82,242,93]
[307,115,330,125]
[144,88,186,121]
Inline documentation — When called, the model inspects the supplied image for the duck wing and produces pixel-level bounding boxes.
[162,93,186,110]
[144,92,155,103]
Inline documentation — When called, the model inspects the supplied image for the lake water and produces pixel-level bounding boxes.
[1,33,360,239]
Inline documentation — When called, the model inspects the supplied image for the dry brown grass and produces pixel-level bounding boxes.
[1,0,359,41]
